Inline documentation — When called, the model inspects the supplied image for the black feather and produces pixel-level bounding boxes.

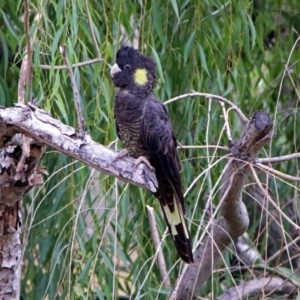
[112,47,194,263]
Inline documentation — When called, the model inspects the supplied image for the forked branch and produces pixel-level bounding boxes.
[171,111,274,300]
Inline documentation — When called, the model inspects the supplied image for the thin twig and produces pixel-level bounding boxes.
[215,277,296,300]
[165,91,248,123]
[249,164,300,230]
[267,235,300,264]
[84,0,102,59]
[255,163,300,182]
[146,205,171,288]
[268,36,300,158]
[16,0,33,173]
[59,45,86,138]
[257,153,300,164]
[178,145,228,151]
[285,64,300,102]
[219,101,233,142]
[23,0,32,103]
[40,58,103,70]
[172,111,273,299]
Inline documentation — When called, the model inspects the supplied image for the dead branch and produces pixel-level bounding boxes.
[165,91,248,124]
[215,277,296,300]
[257,153,300,164]
[0,104,158,193]
[0,120,46,300]
[171,111,273,300]
[59,45,86,138]
[40,58,103,70]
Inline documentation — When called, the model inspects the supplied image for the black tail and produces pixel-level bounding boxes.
[154,177,194,264]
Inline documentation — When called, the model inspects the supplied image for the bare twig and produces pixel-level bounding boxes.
[267,235,300,264]
[59,45,86,138]
[215,277,295,300]
[178,145,228,151]
[146,205,171,288]
[40,58,103,70]
[249,164,300,230]
[257,153,300,164]
[269,36,300,155]
[285,63,300,102]
[21,0,32,103]
[255,163,300,182]
[171,111,273,299]
[165,91,248,123]
[219,101,233,142]
[16,0,33,174]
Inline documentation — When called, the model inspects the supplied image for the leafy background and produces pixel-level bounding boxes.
[0,0,300,299]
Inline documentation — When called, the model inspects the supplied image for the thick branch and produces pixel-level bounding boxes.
[0,104,158,193]
[172,111,273,299]
[0,129,45,300]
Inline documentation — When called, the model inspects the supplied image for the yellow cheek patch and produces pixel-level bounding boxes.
[134,68,148,85]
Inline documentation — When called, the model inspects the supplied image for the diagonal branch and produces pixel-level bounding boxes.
[0,104,158,193]
[215,277,296,300]
[171,111,274,299]
[59,45,86,138]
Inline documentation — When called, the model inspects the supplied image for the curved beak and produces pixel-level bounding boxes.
[110,64,122,78]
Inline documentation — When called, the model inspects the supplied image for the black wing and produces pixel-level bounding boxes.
[141,96,193,263]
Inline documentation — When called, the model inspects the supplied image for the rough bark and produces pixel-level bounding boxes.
[0,104,158,193]
[0,103,159,298]
[0,121,46,298]
[171,111,274,300]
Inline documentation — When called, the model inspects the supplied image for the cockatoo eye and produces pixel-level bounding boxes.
[124,64,132,70]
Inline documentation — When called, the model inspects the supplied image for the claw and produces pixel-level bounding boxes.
[133,156,155,171]
[111,150,155,172]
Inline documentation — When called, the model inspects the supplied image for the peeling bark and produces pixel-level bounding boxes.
[0,103,159,298]
[0,104,158,193]
[0,126,46,298]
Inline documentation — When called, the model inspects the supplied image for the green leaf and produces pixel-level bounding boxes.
[1,12,19,40]
[247,13,256,50]
[216,69,224,94]
[197,43,210,76]
[151,0,165,44]
[170,0,179,19]
[184,32,196,65]
[150,46,165,83]
[54,94,68,122]
[77,255,94,283]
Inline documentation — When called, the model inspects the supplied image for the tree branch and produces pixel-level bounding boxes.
[0,104,158,193]
[215,277,296,300]
[0,117,46,299]
[165,91,248,124]
[40,58,103,70]
[59,45,86,138]
[171,111,274,299]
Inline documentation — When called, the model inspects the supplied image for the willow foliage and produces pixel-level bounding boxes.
[0,0,299,299]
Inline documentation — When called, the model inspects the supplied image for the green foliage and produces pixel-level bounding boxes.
[1,0,300,299]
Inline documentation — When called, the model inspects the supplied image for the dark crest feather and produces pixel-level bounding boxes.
[116,46,157,78]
